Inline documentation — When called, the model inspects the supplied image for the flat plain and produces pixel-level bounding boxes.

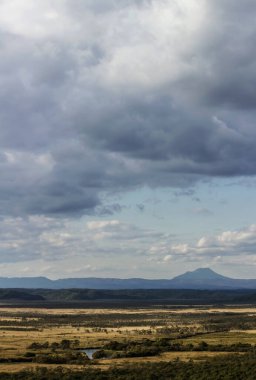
[0,302,256,376]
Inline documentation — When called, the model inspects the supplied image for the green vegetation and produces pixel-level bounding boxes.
[0,288,256,305]
[0,352,256,379]
[99,338,256,358]
[0,301,255,378]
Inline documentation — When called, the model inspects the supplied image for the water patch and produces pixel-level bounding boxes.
[81,348,98,359]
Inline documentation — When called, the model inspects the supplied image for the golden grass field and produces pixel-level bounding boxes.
[0,306,255,372]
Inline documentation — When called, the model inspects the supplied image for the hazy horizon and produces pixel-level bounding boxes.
[0,1,255,279]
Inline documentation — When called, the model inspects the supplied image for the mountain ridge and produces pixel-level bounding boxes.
[0,268,256,289]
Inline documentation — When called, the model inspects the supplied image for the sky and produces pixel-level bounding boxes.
[0,0,256,279]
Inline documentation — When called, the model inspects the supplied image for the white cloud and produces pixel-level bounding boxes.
[163,254,172,262]
[178,224,256,259]
[171,243,190,254]
[87,220,120,230]
[146,224,256,272]
[0,214,255,278]
[216,225,256,245]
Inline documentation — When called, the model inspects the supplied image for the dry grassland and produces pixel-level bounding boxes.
[0,305,255,373]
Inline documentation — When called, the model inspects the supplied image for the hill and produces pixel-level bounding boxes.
[0,268,255,289]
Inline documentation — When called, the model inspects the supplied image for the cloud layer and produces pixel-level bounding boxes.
[0,214,255,278]
[0,1,256,276]
[0,0,256,217]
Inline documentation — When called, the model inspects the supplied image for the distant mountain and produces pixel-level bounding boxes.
[173,268,226,281]
[0,268,256,289]
[0,276,53,289]
[169,268,256,289]
[170,268,234,288]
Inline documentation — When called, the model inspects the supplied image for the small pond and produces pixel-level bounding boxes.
[81,348,98,360]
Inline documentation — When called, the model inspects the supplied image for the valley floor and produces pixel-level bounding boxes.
[0,303,255,378]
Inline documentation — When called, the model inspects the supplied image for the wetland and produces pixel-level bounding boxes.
[0,290,255,378]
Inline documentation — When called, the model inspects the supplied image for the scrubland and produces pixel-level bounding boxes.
[0,303,255,378]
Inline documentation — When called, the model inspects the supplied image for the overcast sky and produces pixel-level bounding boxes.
[0,0,256,279]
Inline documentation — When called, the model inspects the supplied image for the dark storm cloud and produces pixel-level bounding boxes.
[0,0,256,216]
[82,93,256,176]
[182,0,256,110]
